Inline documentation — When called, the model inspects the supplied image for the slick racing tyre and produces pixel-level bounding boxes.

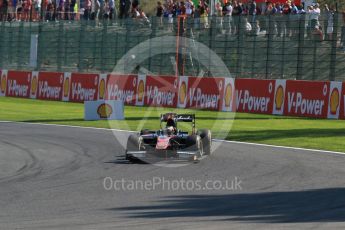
[197,129,212,155]
[126,134,142,162]
[186,135,203,157]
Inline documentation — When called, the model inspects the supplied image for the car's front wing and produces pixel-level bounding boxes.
[126,150,199,161]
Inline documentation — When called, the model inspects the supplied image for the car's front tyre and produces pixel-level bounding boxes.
[126,134,142,162]
[197,129,212,155]
[186,135,203,158]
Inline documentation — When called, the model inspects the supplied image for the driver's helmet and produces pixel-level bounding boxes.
[166,114,176,128]
[166,126,175,136]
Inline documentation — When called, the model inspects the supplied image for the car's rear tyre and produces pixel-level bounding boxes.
[197,129,212,155]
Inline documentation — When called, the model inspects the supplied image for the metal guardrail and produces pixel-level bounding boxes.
[0,14,344,81]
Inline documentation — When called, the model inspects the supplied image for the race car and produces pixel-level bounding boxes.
[125,113,212,162]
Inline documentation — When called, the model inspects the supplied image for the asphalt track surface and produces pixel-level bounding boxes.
[1,122,345,230]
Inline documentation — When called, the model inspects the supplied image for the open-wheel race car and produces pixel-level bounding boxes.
[126,113,212,163]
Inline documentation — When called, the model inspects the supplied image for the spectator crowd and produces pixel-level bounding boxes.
[152,0,337,40]
[0,0,342,41]
[0,0,78,21]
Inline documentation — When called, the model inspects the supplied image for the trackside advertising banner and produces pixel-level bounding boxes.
[69,73,99,102]
[0,70,8,97]
[182,76,224,111]
[273,79,286,115]
[62,73,71,102]
[4,69,345,120]
[135,75,146,106]
[221,77,235,112]
[30,71,39,99]
[6,71,32,98]
[339,82,345,120]
[235,79,275,114]
[144,75,178,107]
[284,80,330,119]
[98,74,107,101]
[106,74,138,105]
[177,76,189,108]
[327,82,342,119]
[34,72,64,101]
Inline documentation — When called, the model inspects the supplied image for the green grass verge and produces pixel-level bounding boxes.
[1,97,345,153]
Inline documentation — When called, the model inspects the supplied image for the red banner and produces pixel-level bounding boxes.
[69,73,99,102]
[327,82,342,119]
[35,72,64,101]
[0,70,8,97]
[144,75,178,107]
[339,82,345,120]
[6,71,32,98]
[3,69,345,120]
[182,76,224,111]
[235,79,275,114]
[284,80,329,118]
[106,74,137,105]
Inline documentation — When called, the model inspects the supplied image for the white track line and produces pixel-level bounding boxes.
[212,139,345,156]
[0,120,136,133]
[1,120,345,156]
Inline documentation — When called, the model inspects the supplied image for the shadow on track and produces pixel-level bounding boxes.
[110,188,345,223]
[104,155,148,164]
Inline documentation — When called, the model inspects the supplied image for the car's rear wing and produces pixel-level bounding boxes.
[160,113,195,122]
[160,113,196,134]
[175,114,195,122]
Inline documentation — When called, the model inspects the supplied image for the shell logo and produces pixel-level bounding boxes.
[329,88,340,115]
[179,81,187,105]
[224,83,232,107]
[31,75,38,95]
[275,85,284,110]
[137,80,144,102]
[0,74,6,93]
[63,77,70,97]
[99,79,105,99]
[97,103,113,118]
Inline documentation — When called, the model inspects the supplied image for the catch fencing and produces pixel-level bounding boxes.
[0,14,345,81]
